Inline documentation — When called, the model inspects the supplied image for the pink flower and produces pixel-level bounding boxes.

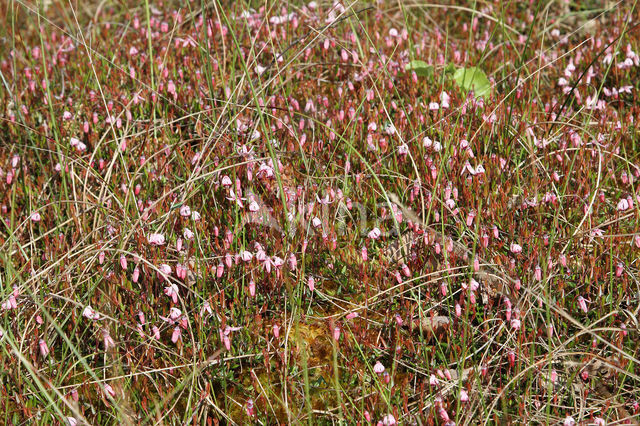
[200,301,213,318]
[381,414,396,425]
[216,264,224,278]
[308,276,315,291]
[368,227,381,240]
[102,329,115,349]
[510,243,522,254]
[617,198,630,211]
[333,326,341,341]
[120,255,127,270]
[245,399,255,417]
[39,339,50,359]
[401,263,411,277]
[152,326,160,340]
[577,296,588,313]
[460,389,469,402]
[179,205,191,217]
[559,254,567,267]
[1,295,17,310]
[82,305,101,320]
[220,325,242,350]
[168,307,182,322]
[288,254,297,270]
[373,361,385,374]
[273,324,280,338]
[430,374,439,387]
[103,383,116,398]
[164,284,179,303]
[30,212,42,222]
[148,233,166,245]
[510,319,521,330]
[466,210,475,226]
[438,407,450,422]
[248,280,256,297]
[563,416,575,426]
[580,369,589,381]
[395,314,403,326]
[534,265,542,281]
[171,326,181,343]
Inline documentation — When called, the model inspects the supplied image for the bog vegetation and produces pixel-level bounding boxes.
[1,0,639,424]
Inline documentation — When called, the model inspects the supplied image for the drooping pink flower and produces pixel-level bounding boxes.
[534,265,542,281]
[510,319,521,330]
[577,296,588,313]
[333,326,341,341]
[103,383,116,398]
[438,407,450,422]
[171,326,181,343]
[39,339,50,359]
[102,329,115,350]
[510,243,522,254]
[373,361,385,374]
[430,374,439,387]
[164,283,179,303]
[245,399,255,417]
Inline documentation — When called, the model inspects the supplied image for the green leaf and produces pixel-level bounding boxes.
[444,63,457,75]
[452,66,491,98]
[405,60,433,77]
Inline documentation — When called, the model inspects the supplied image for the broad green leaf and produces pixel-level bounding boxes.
[453,66,491,98]
[405,60,433,77]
